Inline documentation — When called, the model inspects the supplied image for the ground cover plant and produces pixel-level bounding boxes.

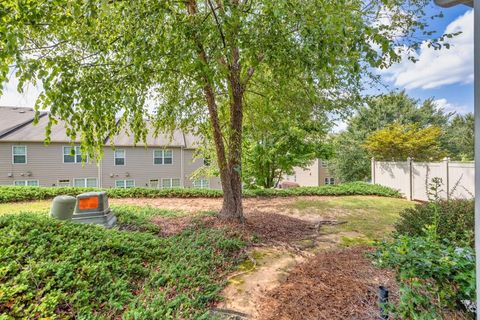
[0,182,400,203]
[374,199,475,319]
[0,209,245,319]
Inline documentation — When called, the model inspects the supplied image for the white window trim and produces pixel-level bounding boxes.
[153,149,174,165]
[161,178,181,189]
[114,149,126,166]
[13,180,39,186]
[12,145,27,164]
[115,179,135,188]
[193,178,209,189]
[73,177,98,188]
[63,146,86,164]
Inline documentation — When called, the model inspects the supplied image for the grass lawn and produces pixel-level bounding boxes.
[0,205,245,319]
[287,196,415,244]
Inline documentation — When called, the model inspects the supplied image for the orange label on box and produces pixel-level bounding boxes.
[79,197,99,210]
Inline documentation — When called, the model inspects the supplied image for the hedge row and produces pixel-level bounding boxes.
[0,181,401,203]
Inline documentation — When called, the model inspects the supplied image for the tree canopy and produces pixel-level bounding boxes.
[330,92,451,181]
[0,1,447,220]
[364,123,445,161]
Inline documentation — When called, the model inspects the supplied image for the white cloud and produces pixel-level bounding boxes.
[0,71,41,108]
[381,10,473,90]
[434,98,471,115]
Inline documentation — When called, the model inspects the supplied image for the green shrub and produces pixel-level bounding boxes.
[395,199,474,246]
[374,226,475,319]
[0,182,401,203]
[0,213,244,319]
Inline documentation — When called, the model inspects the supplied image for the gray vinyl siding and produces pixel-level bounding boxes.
[0,143,221,189]
[183,149,221,189]
[101,146,183,188]
[0,142,99,187]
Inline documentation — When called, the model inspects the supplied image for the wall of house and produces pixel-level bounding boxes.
[101,146,183,188]
[282,159,337,187]
[0,142,222,189]
[0,142,99,187]
[183,149,222,189]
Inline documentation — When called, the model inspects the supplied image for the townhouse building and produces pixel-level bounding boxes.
[283,158,337,186]
[0,106,220,189]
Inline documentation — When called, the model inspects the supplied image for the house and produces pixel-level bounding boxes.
[0,106,220,189]
[283,159,336,186]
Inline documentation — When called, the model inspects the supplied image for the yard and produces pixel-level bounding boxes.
[0,192,414,319]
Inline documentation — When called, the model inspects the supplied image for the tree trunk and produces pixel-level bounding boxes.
[187,0,245,222]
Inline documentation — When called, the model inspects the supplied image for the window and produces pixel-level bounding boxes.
[13,145,27,164]
[115,180,135,188]
[57,179,71,187]
[321,160,328,168]
[193,178,209,189]
[203,157,211,166]
[114,149,125,166]
[154,149,173,165]
[74,178,98,188]
[63,146,85,163]
[162,178,181,189]
[324,177,335,185]
[14,180,38,186]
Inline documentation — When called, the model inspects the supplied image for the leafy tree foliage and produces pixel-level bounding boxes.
[0,1,445,220]
[443,113,474,161]
[364,123,445,161]
[329,92,452,182]
[242,107,332,188]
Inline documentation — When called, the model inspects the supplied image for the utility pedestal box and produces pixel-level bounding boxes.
[72,192,117,228]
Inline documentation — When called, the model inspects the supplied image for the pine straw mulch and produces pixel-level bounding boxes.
[257,246,398,320]
[152,210,321,244]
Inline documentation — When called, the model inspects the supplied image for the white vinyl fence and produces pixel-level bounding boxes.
[372,158,474,201]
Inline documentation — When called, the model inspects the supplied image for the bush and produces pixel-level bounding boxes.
[0,182,401,203]
[395,199,474,246]
[374,226,475,319]
[0,213,244,319]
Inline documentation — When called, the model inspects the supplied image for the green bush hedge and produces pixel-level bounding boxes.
[0,212,244,319]
[395,199,474,246]
[0,182,401,203]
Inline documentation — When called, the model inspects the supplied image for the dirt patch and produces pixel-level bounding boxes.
[152,210,321,244]
[257,247,397,320]
[218,247,306,318]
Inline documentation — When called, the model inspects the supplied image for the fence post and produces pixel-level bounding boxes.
[407,157,413,201]
[444,157,450,200]
[371,157,376,184]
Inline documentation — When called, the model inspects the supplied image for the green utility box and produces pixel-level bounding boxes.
[50,195,76,220]
[72,191,117,228]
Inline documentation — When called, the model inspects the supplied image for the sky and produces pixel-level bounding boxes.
[378,4,474,115]
[0,3,474,126]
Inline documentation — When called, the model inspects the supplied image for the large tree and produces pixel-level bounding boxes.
[330,92,451,181]
[443,113,474,161]
[0,1,444,221]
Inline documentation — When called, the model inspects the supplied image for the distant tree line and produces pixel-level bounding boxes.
[329,91,474,182]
